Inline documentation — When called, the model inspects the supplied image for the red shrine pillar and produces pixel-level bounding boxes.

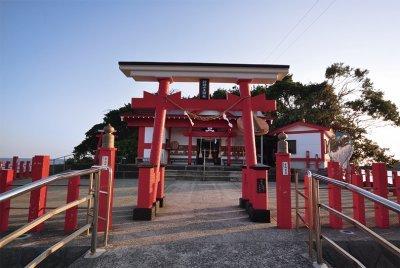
[134,78,170,220]
[238,79,270,222]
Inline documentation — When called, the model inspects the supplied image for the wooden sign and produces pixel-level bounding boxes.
[199,79,210,99]
[282,162,289,176]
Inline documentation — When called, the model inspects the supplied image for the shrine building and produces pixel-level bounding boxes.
[119,62,289,167]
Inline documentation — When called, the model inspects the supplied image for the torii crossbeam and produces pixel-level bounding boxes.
[132,91,276,112]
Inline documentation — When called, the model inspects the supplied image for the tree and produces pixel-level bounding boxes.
[73,63,399,166]
[73,104,137,163]
[254,63,399,165]
[325,63,400,164]
[211,87,240,99]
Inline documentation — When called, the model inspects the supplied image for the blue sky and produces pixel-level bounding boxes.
[1,0,399,159]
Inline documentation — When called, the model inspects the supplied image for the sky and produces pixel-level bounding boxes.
[1,0,399,159]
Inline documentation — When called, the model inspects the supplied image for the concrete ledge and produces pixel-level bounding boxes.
[249,208,271,223]
[239,198,248,209]
[156,197,165,208]
[84,248,106,259]
[132,207,155,221]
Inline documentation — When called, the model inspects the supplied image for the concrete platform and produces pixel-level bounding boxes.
[71,180,312,267]
[2,179,400,267]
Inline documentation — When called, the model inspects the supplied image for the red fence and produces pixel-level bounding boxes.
[276,155,400,229]
[0,150,116,234]
[304,161,399,229]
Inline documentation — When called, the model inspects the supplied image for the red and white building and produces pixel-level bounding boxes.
[269,121,335,170]
[122,109,272,166]
[119,62,334,170]
[119,62,289,168]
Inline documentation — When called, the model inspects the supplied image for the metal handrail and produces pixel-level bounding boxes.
[0,167,103,202]
[0,165,113,268]
[307,171,400,267]
[311,173,400,213]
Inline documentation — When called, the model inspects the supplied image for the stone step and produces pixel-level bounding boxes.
[165,170,242,176]
[166,165,242,171]
[166,176,240,181]
[166,169,241,181]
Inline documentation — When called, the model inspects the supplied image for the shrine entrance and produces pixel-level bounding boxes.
[119,61,289,222]
[196,138,221,165]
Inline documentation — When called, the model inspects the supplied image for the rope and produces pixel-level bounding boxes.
[165,95,249,122]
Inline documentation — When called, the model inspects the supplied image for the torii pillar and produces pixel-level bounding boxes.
[133,78,170,220]
[238,80,270,222]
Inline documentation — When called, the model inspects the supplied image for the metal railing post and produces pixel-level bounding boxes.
[203,149,206,181]
[90,171,101,254]
[86,173,94,236]
[104,168,113,247]
[295,171,299,230]
[312,176,323,264]
[307,172,314,260]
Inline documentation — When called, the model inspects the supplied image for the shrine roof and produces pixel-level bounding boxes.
[121,109,270,121]
[118,61,289,84]
[269,120,334,137]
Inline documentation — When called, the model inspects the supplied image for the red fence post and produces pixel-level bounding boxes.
[275,133,292,229]
[365,169,372,187]
[372,163,389,228]
[28,155,50,232]
[18,161,25,179]
[328,161,343,229]
[276,153,291,228]
[25,161,31,178]
[0,169,14,232]
[393,171,400,225]
[351,172,366,225]
[97,125,116,231]
[64,176,80,233]
[12,156,18,178]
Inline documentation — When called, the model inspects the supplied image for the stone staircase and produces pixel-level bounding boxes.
[165,165,242,181]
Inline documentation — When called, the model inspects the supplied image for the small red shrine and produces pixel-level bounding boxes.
[119,62,289,222]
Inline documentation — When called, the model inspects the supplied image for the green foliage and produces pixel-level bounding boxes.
[255,76,340,129]
[212,64,399,165]
[73,104,137,163]
[211,87,240,99]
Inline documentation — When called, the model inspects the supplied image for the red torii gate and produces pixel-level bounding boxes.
[119,62,289,222]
